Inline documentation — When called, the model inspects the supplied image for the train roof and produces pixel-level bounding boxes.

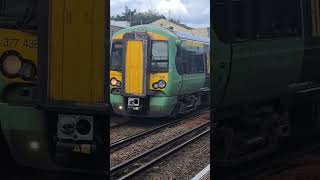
[113,25,210,44]
[171,30,210,44]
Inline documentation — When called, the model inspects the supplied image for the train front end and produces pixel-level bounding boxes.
[110,25,178,117]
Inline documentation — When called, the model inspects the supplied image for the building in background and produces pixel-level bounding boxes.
[110,20,130,38]
[151,18,210,38]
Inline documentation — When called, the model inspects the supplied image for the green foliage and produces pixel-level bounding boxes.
[111,6,189,28]
[111,6,165,25]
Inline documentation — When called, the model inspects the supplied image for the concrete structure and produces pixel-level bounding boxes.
[190,27,210,39]
[110,20,130,38]
[151,18,210,38]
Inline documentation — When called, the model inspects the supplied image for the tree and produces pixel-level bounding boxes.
[111,7,166,26]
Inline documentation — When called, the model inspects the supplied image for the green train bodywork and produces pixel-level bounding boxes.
[110,25,210,117]
[213,32,305,107]
[213,0,320,165]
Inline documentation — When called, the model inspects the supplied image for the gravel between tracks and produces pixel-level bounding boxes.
[110,119,169,143]
[110,113,209,167]
[133,133,210,180]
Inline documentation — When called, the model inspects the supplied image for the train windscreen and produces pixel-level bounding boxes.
[0,0,37,28]
[111,41,123,71]
[151,41,168,72]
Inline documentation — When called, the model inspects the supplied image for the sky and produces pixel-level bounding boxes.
[110,0,210,28]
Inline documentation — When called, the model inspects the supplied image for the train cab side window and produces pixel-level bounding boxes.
[151,41,169,72]
[111,41,123,71]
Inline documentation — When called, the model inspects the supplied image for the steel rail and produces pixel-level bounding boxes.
[110,121,210,180]
[110,108,209,153]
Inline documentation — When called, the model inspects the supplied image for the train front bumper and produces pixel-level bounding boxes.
[110,94,177,117]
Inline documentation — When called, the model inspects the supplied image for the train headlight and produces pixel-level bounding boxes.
[158,80,166,89]
[29,141,40,151]
[1,55,22,76]
[20,62,36,81]
[111,78,117,86]
[116,80,121,87]
[152,82,159,89]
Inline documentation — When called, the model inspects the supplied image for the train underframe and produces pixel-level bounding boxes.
[111,90,210,118]
[214,88,320,166]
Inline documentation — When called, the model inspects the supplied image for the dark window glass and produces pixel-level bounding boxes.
[213,0,230,42]
[151,41,168,72]
[253,0,302,39]
[178,48,205,75]
[111,41,122,71]
[232,0,251,41]
[0,0,37,28]
[181,50,191,74]
[175,46,183,75]
[190,53,205,74]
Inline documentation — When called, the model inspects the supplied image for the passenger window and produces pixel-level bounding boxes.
[190,53,205,73]
[232,0,251,41]
[213,0,230,42]
[180,49,205,74]
[253,0,302,39]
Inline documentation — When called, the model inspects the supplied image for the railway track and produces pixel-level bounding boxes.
[110,121,210,180]
[110,108,209,153]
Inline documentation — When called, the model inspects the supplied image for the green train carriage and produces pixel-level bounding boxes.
[213,0,320,165]
[110,25,210,117]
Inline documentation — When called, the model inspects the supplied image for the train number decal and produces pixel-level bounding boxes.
[0,38,38,49]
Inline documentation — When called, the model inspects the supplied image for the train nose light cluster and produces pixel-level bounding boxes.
[152,80,166,89]
[0,51,37,81]
[1,55,22,76]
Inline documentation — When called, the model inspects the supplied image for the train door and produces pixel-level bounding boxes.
[122,32,149,97]
[48,0,105,104]
[38,0,108,172]
[222,0,253,105]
